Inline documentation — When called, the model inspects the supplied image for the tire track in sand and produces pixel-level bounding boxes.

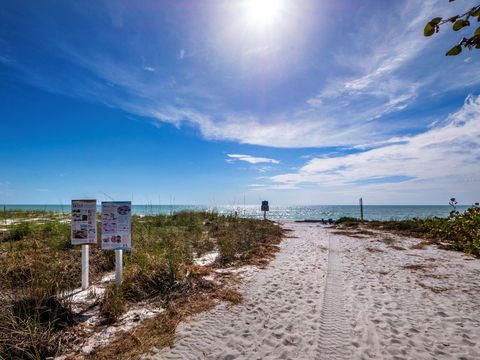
[316,229,352,359]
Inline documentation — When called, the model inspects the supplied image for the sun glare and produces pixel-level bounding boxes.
[243,0,284,29]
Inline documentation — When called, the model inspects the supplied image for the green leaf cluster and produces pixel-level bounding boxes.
[423,3,480,56]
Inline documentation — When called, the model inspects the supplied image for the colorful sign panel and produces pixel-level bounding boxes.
[101,201,132,250]
[71,200,97,245]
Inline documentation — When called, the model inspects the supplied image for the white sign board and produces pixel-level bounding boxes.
[101,201,132,250]
[71,200,97,245]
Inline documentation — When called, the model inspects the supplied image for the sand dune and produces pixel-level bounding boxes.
[144,222,480,360]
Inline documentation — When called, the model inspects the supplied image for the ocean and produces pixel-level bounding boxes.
[1,204,469,221]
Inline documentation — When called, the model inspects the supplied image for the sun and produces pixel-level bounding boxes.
[242,0,285,29]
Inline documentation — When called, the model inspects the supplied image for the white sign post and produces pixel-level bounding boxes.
[71,200,97,290]
[101,201,132,287]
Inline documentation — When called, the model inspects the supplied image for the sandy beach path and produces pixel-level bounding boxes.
[145,222,480,360]
[146,222,335,359]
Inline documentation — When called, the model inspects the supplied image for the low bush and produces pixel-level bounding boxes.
[427,206,480,256]
[4,222,34,242]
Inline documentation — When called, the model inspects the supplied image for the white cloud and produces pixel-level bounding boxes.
[4,0,480,151]
[271,95,480,194]
[227,154,280,164]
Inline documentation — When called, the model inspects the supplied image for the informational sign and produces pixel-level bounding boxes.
[261,200,269,212]
[101,201,132,250]
[71,200,97,245]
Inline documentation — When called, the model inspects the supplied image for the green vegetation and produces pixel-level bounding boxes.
[0,211,283,359]
[336,202,480,256]
[424,1,480,56]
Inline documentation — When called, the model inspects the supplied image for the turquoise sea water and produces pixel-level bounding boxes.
[1,204,470,221]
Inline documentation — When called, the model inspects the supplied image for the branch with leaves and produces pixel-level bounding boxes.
[424,1,480,56]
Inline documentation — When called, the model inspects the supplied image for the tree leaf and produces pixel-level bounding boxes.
[430,17,442,25]
[475,27,480,36]
[424,23,435,36]
[446,45,462,56]
[453,19,468,31]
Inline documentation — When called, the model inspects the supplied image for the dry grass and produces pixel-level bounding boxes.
[402,264,437,271]
[388,245,406,251]
[214,288,243,305]
[410,241,431,250]
[1,211,285,359]
[379,236,396,245]
[85,292,217,360]
[366,247,384,253]
[417,282,450,293]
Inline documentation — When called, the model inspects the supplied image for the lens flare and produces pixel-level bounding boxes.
[243,0,284,29]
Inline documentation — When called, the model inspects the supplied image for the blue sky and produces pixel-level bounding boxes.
[1,0,480,205]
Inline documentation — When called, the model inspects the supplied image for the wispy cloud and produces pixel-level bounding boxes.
[178,49,186,60]
[227,154,280,165]
[1,0,479,151]
[271,95,480,194]
[35,188,50,192]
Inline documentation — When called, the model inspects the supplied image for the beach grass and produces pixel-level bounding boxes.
[0,210,283,359]
[336,205,480,256]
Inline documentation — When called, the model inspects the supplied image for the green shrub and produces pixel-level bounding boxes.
[42,221,71,250]
[427,206,480,256]
[336,217,360,223]
[4,222,34,242]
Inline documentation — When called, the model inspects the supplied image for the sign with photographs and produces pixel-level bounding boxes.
[101,201,132,250]
[71,200,97,245]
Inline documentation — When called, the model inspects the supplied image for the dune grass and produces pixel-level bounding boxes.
[0,210,284,359]
[336,205,480,256]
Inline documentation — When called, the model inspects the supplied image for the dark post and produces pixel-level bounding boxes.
[359,197,364,221]
[261,200,269,220]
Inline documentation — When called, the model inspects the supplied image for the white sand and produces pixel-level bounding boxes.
[142,222,480,359]
[57,272,164,358]
[194,251,219,266]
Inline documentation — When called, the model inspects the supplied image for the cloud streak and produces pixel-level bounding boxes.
[271,95,480,195]
[1,0,480,151]
[227,154,280,165]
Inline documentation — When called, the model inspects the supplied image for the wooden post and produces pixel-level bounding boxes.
[359,198,364,221]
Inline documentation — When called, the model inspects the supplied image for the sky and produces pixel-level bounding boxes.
[1,0,480,205]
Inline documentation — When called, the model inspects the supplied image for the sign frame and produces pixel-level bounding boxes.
[101,201,132,251]
[71,200,97,245]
